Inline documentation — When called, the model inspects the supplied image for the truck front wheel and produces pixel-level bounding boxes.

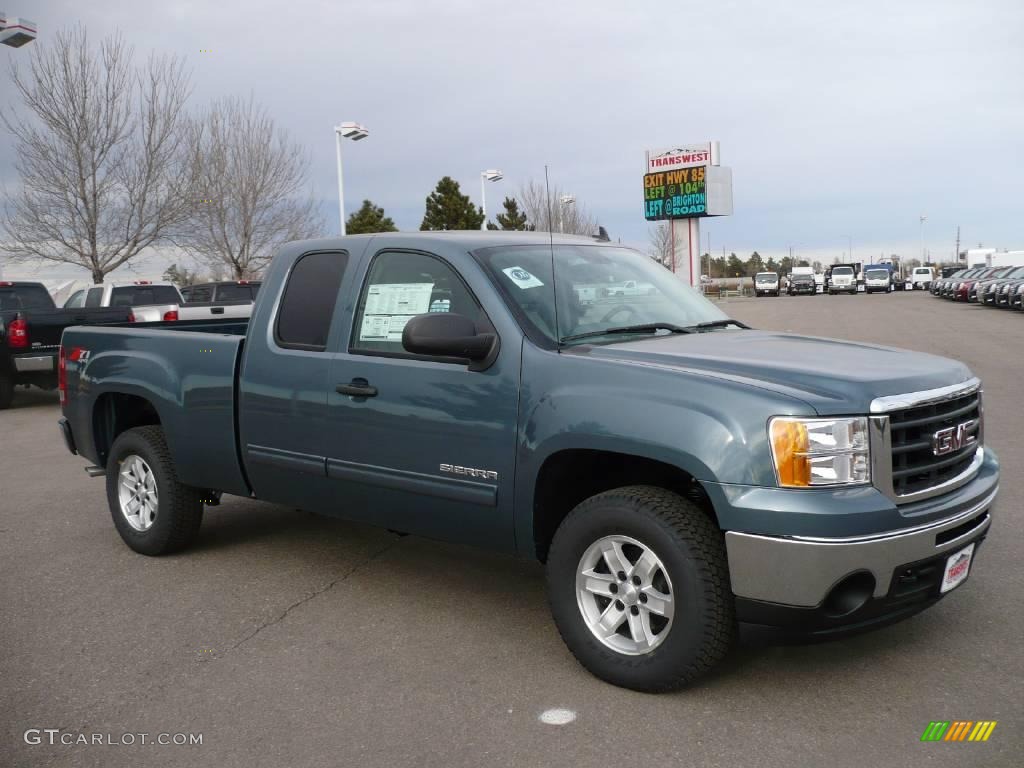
[546,486,734,692]
[106,426,204,556]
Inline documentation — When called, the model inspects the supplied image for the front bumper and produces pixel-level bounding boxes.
[710,446,998,633]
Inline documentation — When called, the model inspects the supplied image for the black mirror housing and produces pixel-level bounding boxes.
[402,313,498,369]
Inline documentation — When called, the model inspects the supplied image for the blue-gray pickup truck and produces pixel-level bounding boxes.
[58,232,999,691]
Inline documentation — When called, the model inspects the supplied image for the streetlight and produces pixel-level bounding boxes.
[333,122,368,236]
[846,235,853,262]
[0,13,37,47]
[558,194,576,233]
[919,214,927,262]
[479,170,503,231]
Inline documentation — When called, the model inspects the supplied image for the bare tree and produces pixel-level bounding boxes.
[1,27,194,283]
[179,96,323,279]
[517,180,597,235]
[649,223,672,267]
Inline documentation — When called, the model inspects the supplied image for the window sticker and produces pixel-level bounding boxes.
[502,266,545,289]
[359,282,434,342]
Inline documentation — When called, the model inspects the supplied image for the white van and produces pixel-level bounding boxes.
[753,272,780,297]
[910,267,935,290]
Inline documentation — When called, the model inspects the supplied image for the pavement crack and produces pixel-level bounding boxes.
[226,538,398,654]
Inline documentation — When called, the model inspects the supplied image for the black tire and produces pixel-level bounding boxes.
[105,425,204,556]
[546,486,734,692]
[0,371,13,410]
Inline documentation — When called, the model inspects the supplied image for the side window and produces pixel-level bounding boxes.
[85,287,104,307]
[65,290,85,308]
[275,251,348,351]
[351,251,485,356]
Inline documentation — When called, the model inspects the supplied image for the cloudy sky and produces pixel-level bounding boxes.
[2,0,1022,279]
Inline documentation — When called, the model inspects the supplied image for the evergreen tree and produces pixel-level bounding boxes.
[495,196,532,230]
[162,263,199,287]
[778,256,794,274]
[726,252,744,276]
[346,200,398,234]
[765,257,779,273]
[744,250,765,276]
[420,176,485,231]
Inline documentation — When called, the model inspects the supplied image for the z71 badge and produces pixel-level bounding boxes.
[440,464,498,481]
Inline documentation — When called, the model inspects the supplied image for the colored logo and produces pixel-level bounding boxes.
[921,721,997,742]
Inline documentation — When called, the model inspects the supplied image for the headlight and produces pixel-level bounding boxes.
[769,417,870,488]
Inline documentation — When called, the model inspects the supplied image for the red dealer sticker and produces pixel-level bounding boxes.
[940,543,975,593]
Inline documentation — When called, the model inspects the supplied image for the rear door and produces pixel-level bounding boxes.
[323,243,521,549]
[237,249,355,512]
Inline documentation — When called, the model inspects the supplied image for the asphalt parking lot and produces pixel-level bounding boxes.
[2,290,1021,768]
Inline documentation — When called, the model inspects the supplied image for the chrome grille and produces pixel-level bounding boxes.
[870,379,984,503]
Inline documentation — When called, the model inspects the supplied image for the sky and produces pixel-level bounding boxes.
[1,0,1022,281]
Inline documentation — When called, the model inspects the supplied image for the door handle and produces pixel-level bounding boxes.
[211,307,225,314]
[336,379,378,397]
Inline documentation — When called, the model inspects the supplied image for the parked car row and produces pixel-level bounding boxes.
[0,279,261,409]
[930,265,1024,309]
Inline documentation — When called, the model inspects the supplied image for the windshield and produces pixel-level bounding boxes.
[832,267,854,276]
[866,269,889,279]
[755,273,777,283]
[476,244,732,346]
[914,268,931,275]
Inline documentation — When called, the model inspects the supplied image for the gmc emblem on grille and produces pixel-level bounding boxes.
[932,420,978,456]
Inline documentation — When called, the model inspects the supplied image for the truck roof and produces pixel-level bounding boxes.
[290,231,616,251]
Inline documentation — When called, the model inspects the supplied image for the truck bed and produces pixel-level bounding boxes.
[60,321,251,496]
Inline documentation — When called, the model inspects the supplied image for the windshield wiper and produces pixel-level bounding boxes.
[559,322,694,344]
[680,319,750,332]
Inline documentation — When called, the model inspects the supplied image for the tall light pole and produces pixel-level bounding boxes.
[0,13,37,47]
[846,235,853,263]
[479,170,503,231]
[919,215,927,262]
[333,122,368,236]
[558,194,576,233]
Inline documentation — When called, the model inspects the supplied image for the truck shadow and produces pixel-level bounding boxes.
[190,498,932,694]
[2,387,60,411]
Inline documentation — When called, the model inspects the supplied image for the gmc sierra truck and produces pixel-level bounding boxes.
[57,233,999,692]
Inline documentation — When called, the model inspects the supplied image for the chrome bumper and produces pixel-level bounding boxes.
[14,354,55,372]
[726,485,996,607]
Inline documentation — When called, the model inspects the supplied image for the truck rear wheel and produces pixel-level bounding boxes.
[106,426,204,556]
[546,485,734,692]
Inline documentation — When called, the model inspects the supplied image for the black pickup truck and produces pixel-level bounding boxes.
[0,281,130,409]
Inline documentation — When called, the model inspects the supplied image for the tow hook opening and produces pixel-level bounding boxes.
[822,571,876,618]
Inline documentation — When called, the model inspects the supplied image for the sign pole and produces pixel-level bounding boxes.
[669,218,699,287]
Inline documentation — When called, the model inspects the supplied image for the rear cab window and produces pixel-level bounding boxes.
[0,284,54,310]
[215,284,255,301]
[275,252,349,351]
[110,286,181,306]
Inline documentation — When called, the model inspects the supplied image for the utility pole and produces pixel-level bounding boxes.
[954,225,961,265]
[706,231,711,278]
[919,215,928,262]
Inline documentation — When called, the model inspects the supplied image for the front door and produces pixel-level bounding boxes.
[326,247,520,550]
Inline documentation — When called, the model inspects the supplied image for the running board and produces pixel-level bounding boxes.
[84,466,106,478]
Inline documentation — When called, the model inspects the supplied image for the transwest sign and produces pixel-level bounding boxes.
[646,143,715,172]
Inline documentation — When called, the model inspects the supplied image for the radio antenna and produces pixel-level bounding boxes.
[545,164,561,346]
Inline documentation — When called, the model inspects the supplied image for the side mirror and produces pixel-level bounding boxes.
[402,313,498,369]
